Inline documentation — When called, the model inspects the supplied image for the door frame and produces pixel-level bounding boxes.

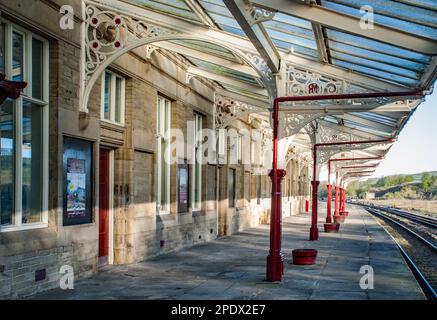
[99,148,115,266]
[108,149,114,265]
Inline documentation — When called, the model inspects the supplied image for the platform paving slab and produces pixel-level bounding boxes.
[27,204,426,300]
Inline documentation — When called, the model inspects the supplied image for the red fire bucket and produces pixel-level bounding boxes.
[324,223,340,233]
[292,249,317,265]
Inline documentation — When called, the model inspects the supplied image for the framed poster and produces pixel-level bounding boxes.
[63,137,93,226]
[177,163,189,213]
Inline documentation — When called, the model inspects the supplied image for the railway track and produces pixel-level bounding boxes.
[364,204,437,229]
[364,206,437,301]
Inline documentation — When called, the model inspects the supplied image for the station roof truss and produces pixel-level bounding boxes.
[82,0,437,175]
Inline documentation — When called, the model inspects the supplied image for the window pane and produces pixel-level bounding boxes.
[12,32,24,82]
[228,168,235,208]
[165,100,170,131]
[160,138,167,206]
[103,72,111,120]
[114,77,122,123]
[32,38,44,100]
[22,100,43,224]
[0,24,5,74]
[157,97,171,210]
[195,158,201,206]
[0,99,14,225]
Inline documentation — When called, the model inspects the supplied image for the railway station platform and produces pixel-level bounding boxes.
[29,205,425,300]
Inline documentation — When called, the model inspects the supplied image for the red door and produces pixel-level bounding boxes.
[99,148,110,265]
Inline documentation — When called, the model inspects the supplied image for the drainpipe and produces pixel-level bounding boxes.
[266,90,422,282]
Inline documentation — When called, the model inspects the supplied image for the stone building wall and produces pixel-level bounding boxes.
[0,0,310,299]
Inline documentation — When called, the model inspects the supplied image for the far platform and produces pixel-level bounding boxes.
[30,204,425,300]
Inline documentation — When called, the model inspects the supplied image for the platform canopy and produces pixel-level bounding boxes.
[82,0,437,171]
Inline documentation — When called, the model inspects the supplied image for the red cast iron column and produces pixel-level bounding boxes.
[326,160,332,223]
[266,99,285,282]
[310,146,319,241]
[334,172,340,217]
[266,90,422,282]
[343,187,347,212]
[339,188,342,212]
[310,180,320,240]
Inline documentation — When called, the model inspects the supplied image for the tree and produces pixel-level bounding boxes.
[421,173,436,193]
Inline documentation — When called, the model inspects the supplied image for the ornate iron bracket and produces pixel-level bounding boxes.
[145,44,159,60]
[214,93,267,129]
[285,65,346,97]
[245,4,276,26]
[317,141,389,166]
[242,52,275,97]
[84,4,179,87]
[278,113,324,140]
[185,72,198,84]
[317,123,363,144]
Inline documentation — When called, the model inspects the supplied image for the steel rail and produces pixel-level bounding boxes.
[359,203,437,229]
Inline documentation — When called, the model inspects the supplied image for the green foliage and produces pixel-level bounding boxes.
[375,175,414,188]
[344,171,437,200]
[318,183,328,198]
[421,173,437,193]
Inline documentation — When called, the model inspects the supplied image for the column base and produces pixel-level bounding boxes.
[309,226,319,241]
[266,253,284,282]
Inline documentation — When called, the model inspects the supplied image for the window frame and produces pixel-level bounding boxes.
[236,134,242,163]
[156,96,171,215]
[0,19,49,232]
[191,112,203,211]
[100,70,126,126]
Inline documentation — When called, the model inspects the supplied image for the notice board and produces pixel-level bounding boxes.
[63,137,93,226]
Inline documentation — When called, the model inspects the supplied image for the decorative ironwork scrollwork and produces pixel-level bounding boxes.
[84,4,179,85]
[214,93,266,129]
[245,5,276,26]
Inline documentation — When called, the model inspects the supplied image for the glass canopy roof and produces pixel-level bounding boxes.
[126,0,202,22]
[127,0,437,91]
[112,0,436,167]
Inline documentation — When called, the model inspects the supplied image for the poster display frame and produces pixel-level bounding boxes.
[63,136,93,226]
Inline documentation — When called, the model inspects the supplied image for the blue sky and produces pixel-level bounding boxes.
[371,89,437,178]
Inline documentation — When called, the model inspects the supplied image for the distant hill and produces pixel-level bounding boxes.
[345,171,437,200]
[410,171,437,181]
[370,171,437,182]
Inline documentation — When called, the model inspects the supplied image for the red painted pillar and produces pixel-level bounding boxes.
[310,180,320,241]
[340,188,345,212]
[326,184,332,223]
[334,187,339,217]
[266,98,284,282]
[342,187,347,213]
[344,188,347,211]
[326,161,332,223]
[266,169,286,281]
[343,187,346,211]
